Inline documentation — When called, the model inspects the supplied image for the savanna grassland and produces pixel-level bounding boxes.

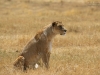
[0,0,100,75]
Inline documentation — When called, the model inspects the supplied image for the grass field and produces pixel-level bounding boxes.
[0,0,100,75]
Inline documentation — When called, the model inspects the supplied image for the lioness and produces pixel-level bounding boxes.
[13,21,67,71]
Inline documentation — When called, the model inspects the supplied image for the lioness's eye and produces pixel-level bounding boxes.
[59,25,62,29]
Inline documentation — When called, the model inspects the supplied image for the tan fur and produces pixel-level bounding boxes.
[13,56,25,70]
[13,21,67,71]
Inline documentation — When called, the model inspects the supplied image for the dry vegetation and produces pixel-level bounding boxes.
[0,0,100,75]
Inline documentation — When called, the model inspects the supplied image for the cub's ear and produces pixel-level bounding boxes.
[52,21,57,27]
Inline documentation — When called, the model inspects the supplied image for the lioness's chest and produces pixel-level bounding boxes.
[37,40,52,52]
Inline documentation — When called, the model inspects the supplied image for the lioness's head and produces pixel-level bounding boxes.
[52,21,67,35]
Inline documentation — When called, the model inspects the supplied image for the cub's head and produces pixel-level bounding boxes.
[52,21,67,35]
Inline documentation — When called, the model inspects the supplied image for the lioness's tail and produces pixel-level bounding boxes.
[13,56,25,68]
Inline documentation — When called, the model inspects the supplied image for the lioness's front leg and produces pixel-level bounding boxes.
[42,52,50,69]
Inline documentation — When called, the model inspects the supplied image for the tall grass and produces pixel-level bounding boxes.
[0,0,100,75]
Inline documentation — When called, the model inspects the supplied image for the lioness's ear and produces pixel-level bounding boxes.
[52,22,57,27]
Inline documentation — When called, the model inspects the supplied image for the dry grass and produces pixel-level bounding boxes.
[0,0,100,75]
